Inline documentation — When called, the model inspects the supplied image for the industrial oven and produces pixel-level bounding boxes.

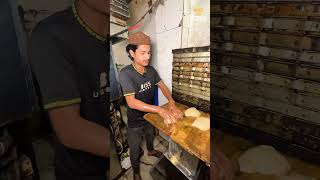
[172,46,210,113]
[212,0,320,169]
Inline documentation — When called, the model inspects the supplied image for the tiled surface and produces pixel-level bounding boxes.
[117,135,169,180]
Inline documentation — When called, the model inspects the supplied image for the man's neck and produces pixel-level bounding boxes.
[75,1,109,37]
[133,62,146,74]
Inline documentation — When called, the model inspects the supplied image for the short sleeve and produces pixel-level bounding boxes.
[119,69,136,96]
[30,26,80,110]
[152,67,161,85]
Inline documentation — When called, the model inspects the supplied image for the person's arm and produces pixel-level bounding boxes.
[48,104,109,158]
[30,27,109,158]
[157,80,183,119]
[124,95,176,125]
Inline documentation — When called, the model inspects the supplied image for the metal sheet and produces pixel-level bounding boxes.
[212,3,319,17]
[172,46,210,110]
[213,96,320,138]
[221,55,258,70]
[212,1,320,155]
[213,75,292,104]
[296,66,320,82]
[212,64,320,95]
[213,96,320,151]
[214,86,320,124]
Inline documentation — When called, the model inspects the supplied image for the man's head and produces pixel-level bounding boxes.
[126,32,151,67]
[78,0,109,16]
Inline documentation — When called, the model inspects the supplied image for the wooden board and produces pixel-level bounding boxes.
[143,103,210,165]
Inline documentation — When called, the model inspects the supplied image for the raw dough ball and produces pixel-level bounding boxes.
[191,116,210,131]
[238,145,290,176]
[184,107,201,117]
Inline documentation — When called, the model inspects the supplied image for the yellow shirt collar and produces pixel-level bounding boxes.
[132,63,146,75]
[72,3,107,43]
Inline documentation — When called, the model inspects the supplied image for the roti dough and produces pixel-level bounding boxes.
[184,107,201,117]
[191,116,210,131]
[238,145,291,176]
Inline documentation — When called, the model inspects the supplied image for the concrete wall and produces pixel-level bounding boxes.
[181,0,210,47]
[125,0,210,105]
[154,0,183,105]
[110,21,130,72]
[111,39,131,72]
[127,0,158,67]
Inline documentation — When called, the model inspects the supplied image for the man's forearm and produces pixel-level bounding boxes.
[49,106,110,158]
[126,97,161,114]
[64,116,110,158]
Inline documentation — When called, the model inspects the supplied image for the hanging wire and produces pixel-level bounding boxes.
[110,0,161,38]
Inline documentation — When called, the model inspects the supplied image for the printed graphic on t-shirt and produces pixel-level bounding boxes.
[139,81,151,93]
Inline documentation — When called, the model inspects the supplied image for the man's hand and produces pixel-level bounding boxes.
[168,101,184,120]
[157,81,183,120]
[125,95,177,126]
[158,107,178,126]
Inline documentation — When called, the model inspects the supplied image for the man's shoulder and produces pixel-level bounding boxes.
[32,7,73,37]
[120,64,134,74]
[146,65,157,73]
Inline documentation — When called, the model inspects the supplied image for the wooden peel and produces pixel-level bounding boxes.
[143,103,210,165]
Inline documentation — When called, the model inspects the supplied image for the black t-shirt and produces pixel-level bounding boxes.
[30,5,109,177]
[119,64,161,128]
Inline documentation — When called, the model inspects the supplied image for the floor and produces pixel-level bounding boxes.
[118,104,170,180]
[117,135,169,180]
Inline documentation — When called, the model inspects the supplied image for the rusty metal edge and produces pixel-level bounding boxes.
[172,46,210,54]
[212,114,320,165]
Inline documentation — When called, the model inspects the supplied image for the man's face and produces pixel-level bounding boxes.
[130,45,151,67]
[81,0,109,16]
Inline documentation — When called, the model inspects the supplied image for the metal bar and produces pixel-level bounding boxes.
[163,139,201,180]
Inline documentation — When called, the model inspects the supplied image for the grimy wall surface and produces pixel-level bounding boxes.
[212,2,320,160]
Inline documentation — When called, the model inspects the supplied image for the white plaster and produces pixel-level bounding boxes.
[126,0,210,105]
[186,0,210,47]
[155,27,182,105]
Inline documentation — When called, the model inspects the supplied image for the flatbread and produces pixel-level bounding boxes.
[191,116,210,131]
[184,107,201,117]
[238,145,291,176]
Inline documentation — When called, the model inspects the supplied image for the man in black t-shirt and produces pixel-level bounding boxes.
[119,32,183,180]
[30,0,109,179]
